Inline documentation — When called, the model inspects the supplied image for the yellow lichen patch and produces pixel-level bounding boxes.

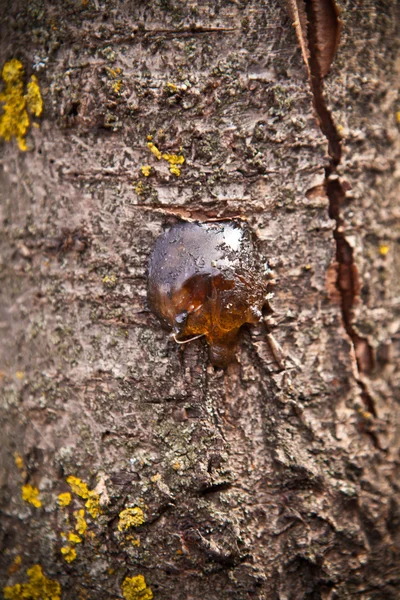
[112,80,122,94]
[57,492,72,507]
[169,165,181,176]
[0,59,43,152]
[14,453,24,471]
[61,546,77,563]
[68,532,82,544]
[135,180,144,195]
[102,274,117,288]
[121,575,153,600]
[21,484,42,508]
[379,244,389,256]
[141,165,152,177]
[150,473,161,483]
[15,371,25,380]
[66,475,90,499]
[147,142,162,160]
[8,555,22,576]
[162,153,184,166]
[127,536,141,547]
[74,509,87,535]
[396,111,400,124]
[118,507,145,531]
[3,564,61,600]
[162,152,185,176]
[106,66,121,78]
[0,59,28,151]
[85,491,101,519]
[26,76,43,117]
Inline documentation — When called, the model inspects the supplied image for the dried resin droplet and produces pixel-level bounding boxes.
[148,221,268,367]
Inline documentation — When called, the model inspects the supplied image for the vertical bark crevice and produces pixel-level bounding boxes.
[301,0,379,441]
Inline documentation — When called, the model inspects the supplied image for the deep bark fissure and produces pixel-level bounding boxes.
[304,0,379,440]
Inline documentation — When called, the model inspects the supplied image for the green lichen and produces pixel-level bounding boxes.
[0,59,43,151]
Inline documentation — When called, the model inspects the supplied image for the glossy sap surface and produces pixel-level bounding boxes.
[148,221,266,366]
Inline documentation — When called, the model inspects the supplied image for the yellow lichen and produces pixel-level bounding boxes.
[66,476,90,499]
[74,509,87,535]
[26,76,43,117]
[102,274,117,288]
[379,244,389,256]
[150,473,161,483]
[3,564,61,600]
[162,152,184,176]
[128,536,141,547]
[396,111,400,124]
[141,165,152,177]
[14,453,24,471]
[121,575,153,600]
[0,59,43,151]
[118,507,145,531]
[106,67,121,78]
[68,532,82,544]
[112,80,122,94]
[162,153,185,166]
[65,475,101,516]
[21,484,42,508]
[135,180,144,195]
[15,371,25,380]
[85,491,101,519]
[8,555,22,576]
[147,142,162,160]
[61,546,77,563]
[3,583,22,600]
[171,165,181,176]
[57,492,72,507]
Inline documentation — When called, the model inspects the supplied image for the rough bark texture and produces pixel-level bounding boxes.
[1,1,399,599]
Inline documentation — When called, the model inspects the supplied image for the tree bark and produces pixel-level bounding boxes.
[1,1,399,599]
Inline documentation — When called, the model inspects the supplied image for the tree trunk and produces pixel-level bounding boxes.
[1,1,399,599]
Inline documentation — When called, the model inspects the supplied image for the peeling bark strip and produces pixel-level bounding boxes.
[287,0,342,79]
[288,0,377,420]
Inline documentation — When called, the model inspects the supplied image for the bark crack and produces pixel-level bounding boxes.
[299,0,380,445]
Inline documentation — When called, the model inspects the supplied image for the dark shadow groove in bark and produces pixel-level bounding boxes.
[304,0,379,446]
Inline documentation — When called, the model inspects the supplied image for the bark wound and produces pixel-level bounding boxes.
[290,1,378,433]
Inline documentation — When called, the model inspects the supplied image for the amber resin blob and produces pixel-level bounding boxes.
[148,220,269,367]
